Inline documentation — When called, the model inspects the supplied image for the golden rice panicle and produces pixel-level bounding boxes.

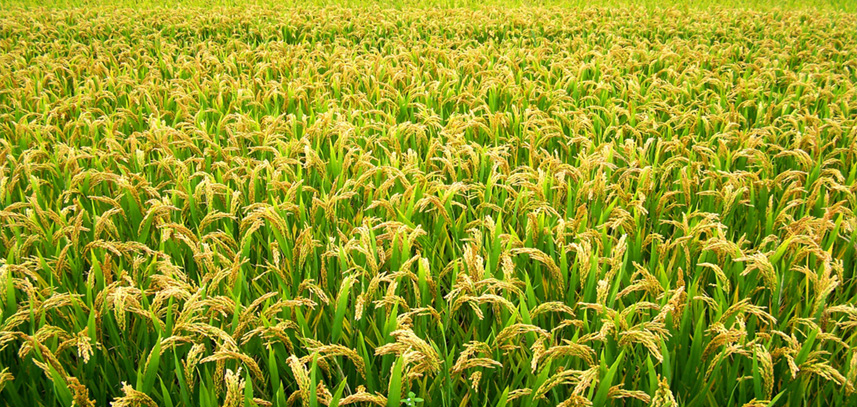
[67,376,96,407]
[110,382,158,407]
[375,329,441,375]
[183,343,206,391]
[650,376,679,407]
[222,368,245,407]
[606,384,651,403]
[1,4,857,407]
[339,385,387,406]
[534,368,582,400]
[469,371,482,391]
[302,342,367,378]
[0,368,12,393]
[286,355,311,407]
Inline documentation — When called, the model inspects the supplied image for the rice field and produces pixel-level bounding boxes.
[1,2,857,407]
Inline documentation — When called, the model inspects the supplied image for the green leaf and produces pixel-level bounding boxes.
[310,354,319,407]
[142,337,162,395]
[496,386,510,407]
[331,276,353,343]
[329,381,347,407]
[795,328,819,365]
[593,350,625,407]
[387,355,405,407]
[48,365,73,407]
[160,378,175,407]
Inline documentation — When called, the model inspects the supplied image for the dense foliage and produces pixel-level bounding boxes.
[1,4,857,407]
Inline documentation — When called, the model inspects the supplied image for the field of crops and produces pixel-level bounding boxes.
[1,2,857,407]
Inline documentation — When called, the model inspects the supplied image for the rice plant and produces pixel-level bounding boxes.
[0,2,856,407]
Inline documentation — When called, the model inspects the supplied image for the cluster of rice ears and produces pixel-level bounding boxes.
[1,5,856,407]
